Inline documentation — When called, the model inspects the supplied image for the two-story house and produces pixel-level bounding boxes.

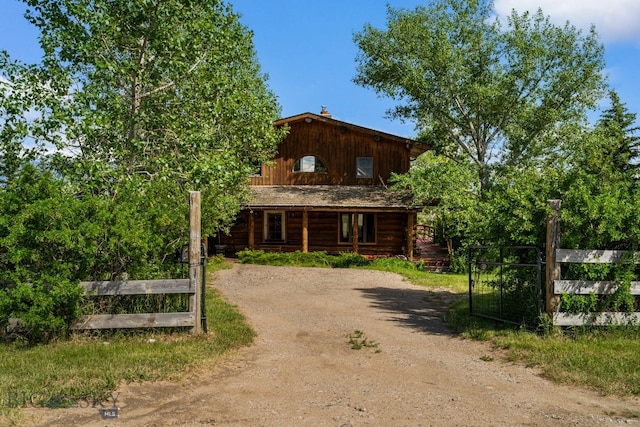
[214,108,429,259]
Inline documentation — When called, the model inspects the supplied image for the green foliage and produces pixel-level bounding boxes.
[329,252,371,268]
[392,152,479,257]
[347,330,380,352]
[0,1,285,343]
[354,0,605,193]
[369,257,417,272]
[560,292,599,315]
[560,254,637,315]
[597,90,640,174]
[0,279,84,344]
[237,250,371,269]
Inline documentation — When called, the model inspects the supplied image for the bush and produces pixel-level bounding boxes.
[0,278,84,344]
[328,252,370,268]
[237,250,371,269]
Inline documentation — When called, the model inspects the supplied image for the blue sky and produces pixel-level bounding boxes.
[1,0,639,138]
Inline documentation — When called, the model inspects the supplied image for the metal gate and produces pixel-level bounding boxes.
[468,246,543,328]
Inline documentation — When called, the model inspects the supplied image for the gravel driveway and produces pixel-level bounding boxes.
[26,263,640,426]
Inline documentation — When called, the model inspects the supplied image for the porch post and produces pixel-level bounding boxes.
[302,210,309,253]
[248,211,255,249]
[407,212,415,261]
[352,212,359,254]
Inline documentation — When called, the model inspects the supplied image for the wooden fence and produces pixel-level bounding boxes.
[72,279,197,330]
[73,191,203,334]
[546,200,640,326]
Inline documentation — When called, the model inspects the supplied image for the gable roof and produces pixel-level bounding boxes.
[247,185,417,211]
[274,112,430,158]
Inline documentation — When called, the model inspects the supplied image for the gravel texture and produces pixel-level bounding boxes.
[24,263,640,426]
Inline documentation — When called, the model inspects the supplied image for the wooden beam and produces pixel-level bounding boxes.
[302,210,309,253]
[189,191,202,334]
[546,200,561,316]
[554,280,640,295]
[407,212,415,261]
[352,212,359,254]
[554,312,640,327]
[556,249,640,264]
[248,211,255,249]
[72,313,195,330]
[79,279,192,296]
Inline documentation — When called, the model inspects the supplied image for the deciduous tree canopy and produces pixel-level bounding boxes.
[1,0,285,280]
[354,0,606,193]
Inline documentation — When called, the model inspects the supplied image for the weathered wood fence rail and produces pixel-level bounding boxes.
[7,192,204,334]
[72,279,196,330]
[546,200,640,326]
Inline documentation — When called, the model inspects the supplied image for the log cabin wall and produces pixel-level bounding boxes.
[216,210,409,256]
[250,118,411,186]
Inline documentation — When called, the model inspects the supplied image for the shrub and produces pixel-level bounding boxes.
[328,252,370,268]
[237,250,371,269]
[0,278,84,344]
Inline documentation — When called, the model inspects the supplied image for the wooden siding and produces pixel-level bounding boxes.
[250,119,411,186]
[217,210,408,256]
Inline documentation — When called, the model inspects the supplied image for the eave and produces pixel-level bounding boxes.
[245,185,420,212]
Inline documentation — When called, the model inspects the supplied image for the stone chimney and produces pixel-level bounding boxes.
[320,105,331,118]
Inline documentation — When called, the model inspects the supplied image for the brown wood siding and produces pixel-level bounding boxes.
[218,210,408,256]
[307,211,340,252]
[372,212,407,255]
[250,120,411,186]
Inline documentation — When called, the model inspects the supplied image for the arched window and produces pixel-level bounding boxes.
[292,155,328,173]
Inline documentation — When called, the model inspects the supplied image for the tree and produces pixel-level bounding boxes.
[559,93,640,251]
[391,151,478,257]
[353,0,605,194]
[1,0,285,276]
[594,90,640,174]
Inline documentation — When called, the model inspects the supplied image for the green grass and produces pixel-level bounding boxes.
[237,249,469,292]
[447,299,640,397]
[0,257,253,422]
[237,249,369,268]
[494,327,640,396]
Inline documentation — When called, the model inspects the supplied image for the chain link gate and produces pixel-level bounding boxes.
[468,246,543,328]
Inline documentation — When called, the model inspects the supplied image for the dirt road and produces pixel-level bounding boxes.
[25,264,640,426]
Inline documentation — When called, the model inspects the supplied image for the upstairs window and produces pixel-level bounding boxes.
[293,155,328,173]
[356,157,373,178]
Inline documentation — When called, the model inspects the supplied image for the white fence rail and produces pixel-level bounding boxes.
[546,201,640,326]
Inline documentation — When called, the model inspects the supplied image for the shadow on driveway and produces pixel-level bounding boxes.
[355,286,465,336]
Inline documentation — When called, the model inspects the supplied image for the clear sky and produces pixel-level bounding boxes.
[1,0,639,138]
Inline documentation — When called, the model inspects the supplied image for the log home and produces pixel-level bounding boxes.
[214,107,429,259]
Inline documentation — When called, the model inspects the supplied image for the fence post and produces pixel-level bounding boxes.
[189,191,202,334]
[546,200,561,316]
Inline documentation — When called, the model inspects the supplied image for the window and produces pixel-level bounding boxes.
[293,155,328,173]
[356,157,373,178]
[264,211,286,241]
[339,213,376,243]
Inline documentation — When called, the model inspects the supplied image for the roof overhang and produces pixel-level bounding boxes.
[246,185,418,211]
